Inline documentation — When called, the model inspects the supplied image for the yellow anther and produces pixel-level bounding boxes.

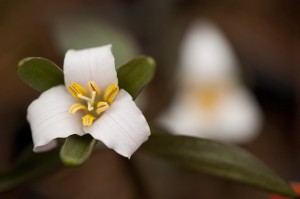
[96,102,109,115]
[82,114,96,127]
[69,103,87,114]
[88,81,101,96]
[104,83,119,104]
[68,82,87,100]
[67,81,117,127]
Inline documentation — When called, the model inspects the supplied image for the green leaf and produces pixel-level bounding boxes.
[60,135,98,167]
[0,148,61,193]
[117,56,156,100]
[141,132,296,197]
[60,56,156,167]
[17,57,64,92]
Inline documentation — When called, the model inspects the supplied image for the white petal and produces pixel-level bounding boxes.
[85,90,150,158]
[63,45,118,91]
[27,85,85,152]
[157,87,262,144]
[157,94,203,137]
[216,88,262,143]
[179,19,239,84]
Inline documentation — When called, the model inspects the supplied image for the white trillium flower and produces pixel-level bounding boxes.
[158,19,262,143]
[27,45,151,158]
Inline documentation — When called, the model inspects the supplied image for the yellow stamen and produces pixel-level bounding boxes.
[90,91,96,106]
[96,102,109,115]
[88,81,101,96]
[68,82,87,100]
[87,102,94,111]
[67,81,117,127]
[77,94,91,101]
[82,114,96,127]
[69,103,87,114]
[104,83,119,104]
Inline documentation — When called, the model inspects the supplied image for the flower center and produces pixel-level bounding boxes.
[198,86,219,110]
[68,81,119,127]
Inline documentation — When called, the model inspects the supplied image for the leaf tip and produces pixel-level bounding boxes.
[59,135,96,168]
[17,57,41,69]
[144,56,156,68]
[17,57,27,68]
[59,147,87,168]
[59,155,84,168]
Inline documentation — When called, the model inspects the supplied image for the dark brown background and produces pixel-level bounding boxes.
[0,0,299,198]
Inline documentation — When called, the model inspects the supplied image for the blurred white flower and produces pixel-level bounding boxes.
[27,45,150,158]
[158,19,262,143]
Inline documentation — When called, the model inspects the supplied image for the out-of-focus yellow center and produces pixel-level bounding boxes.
[68,81,119,127]
[198,86,219,110]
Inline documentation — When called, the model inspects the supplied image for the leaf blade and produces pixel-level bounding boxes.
[17,57,64,92]
[60,135,98,167]
[141,132,296,197]
[117,56,156,99]
[0,148,61,193]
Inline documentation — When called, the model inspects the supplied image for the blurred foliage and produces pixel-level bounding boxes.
[54,18,140,67]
